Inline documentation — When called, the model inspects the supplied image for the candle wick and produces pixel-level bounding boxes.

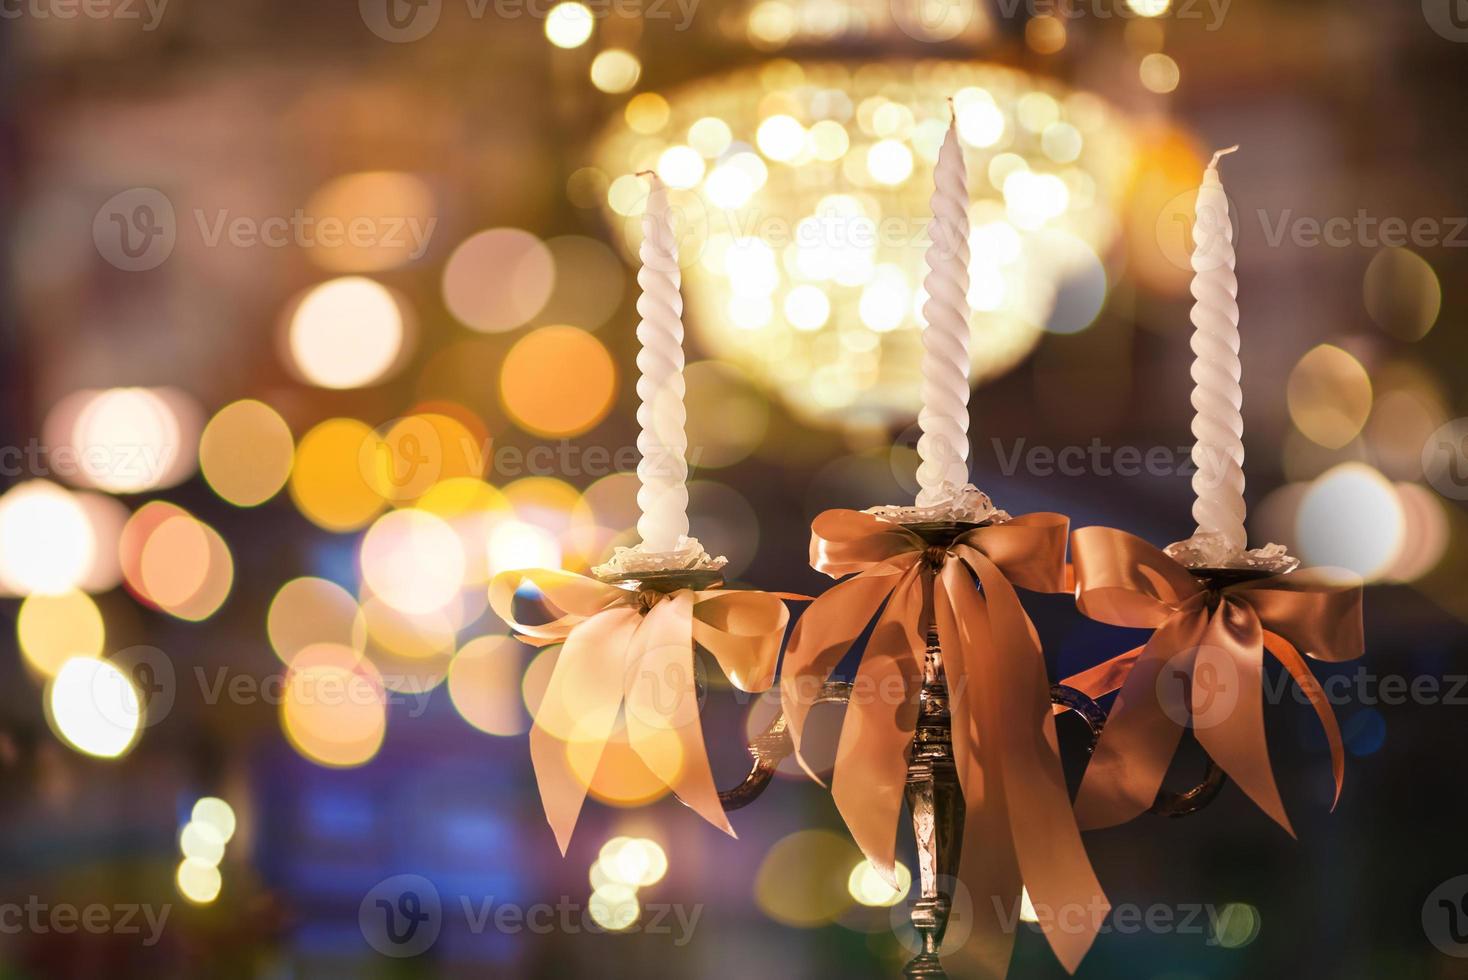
[636,169,657,177]
[1208,145,1240,169]
[946,95,955,121]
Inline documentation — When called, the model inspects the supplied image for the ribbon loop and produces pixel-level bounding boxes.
[790,509,1106,974]
[1065,527,1365,835]
[491,567,795,851]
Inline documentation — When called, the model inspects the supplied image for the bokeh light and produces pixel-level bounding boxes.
[1296,463,1403,581]
[360,508,467,615]
[0,481,96,596]
[176,859,222,905]
[847,859,912,907]
[199,399,294,507]
[191,797,238,842]
[545,1,594,48]
[289,418,386,531]
[45,656,142,759]
[443,228,555,333]
[18,589,105,677]
[137,512,234,621]
[1363,247,1441,341]
[287,277,409,389]
[754,830,862,927]
[590,50,641,94]
[448,635,531,737]
[500,326,616,437]
[303,171,437,272]
[268,577,367,665]
[280,644,386,768]
[1287,344,1373,449]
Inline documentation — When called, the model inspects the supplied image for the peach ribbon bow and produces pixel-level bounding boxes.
[489,568,791,853]
[780,509,1108,977]
[1063,526,1365,835]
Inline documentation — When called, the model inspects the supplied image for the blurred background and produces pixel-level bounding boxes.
[1,0,1466,976]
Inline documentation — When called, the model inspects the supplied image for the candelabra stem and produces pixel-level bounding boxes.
[901,622,964,979]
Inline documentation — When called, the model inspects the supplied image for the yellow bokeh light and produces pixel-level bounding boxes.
[588,885,639,931]
[179,821,226,866]
[268,577,366,665]
[866,139,914,185]
[448,635,531,737]
[287,277,407,390]
[176,858,222,905]
[1026,14,1067,53]
[303,171,436,273]
[18,590,105,677]
[545,1,594,48]
[0,481,95,596]
[1287,344,1374,449]
[46,656,142,759]
[191,797,237,843]
[360,508,467,616]
[600,837,668,888]
[281,644,386,768]
[847,859,912,908]
[566,724,683,807]
[757,114,806,162]
[488,519,563,575]
[1139,52,1181,94]
[689,117,733,157]
[1124,0,1170,15]
[754,830,861,927]
[200,399,294,507]
[657,145,706,189]
[500,326,616,437]
[363,412,486,505]
[289,418,386,532]
[625,92,670,134]
[590,49,641,94]
[1364,247,1441,341]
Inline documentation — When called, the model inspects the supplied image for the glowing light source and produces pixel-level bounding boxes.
[657,145,706,189]
[289,418,386,532]
[449,635,530,736]
[66,388,188,493]
[593,62,1135,427]
[1363,247,1441,341]
[360,509,467,616]
[281,644,386,768]
[0,481,95,596]
[1296,463,1403,581]
[488,520,562,573]
[1139,53,1181,94]
[545,1,594,47]
[848,859,912,907]
[268,577,366,664]
[191,797,238,842]
[590,49,641,94]
[176,859,222,905]
[46,656,142,759]
[180,821,226,865]
[288,277,407,389]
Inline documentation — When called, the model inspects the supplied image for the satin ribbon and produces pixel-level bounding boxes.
[781,509,1108,977]
[489,568,792,853]
[1062,526,1364,835]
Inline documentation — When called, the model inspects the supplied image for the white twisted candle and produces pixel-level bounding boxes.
[1187,146,1247,552]
[915,109,972,508]
[633,172,690,553]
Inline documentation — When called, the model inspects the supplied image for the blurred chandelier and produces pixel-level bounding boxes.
[593,51,1138,427]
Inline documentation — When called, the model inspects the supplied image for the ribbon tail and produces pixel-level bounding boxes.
[1074,615,1203,830]
[967,556,1108,973]
[830,568,924,887]
[528,608,642,854]
[780,570,904,785]
[1193,604,1295,837]
[1264,628,1346,811]
[1051,643,1146,716]
[624,592,735,838]
[935,564,1022,980]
